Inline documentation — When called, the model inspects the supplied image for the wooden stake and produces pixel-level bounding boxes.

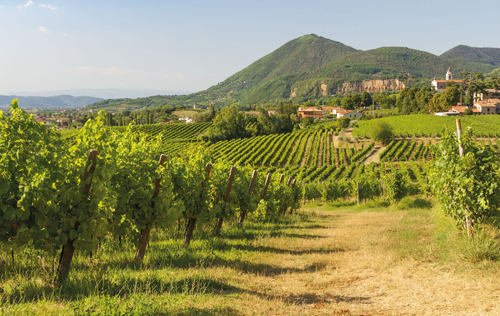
[287,176,292,186]
[224,166,237,203]
[279,174,284,184]
[356,181,360,206]
[239,170,257,224]
[291,179,296,188]
[457,118,472,237]
[247,170,257,195]
[261,173,272,199]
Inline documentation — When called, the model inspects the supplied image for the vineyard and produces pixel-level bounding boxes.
[4,102,500,315]
[353,114,500,138]
[62,122,211,154]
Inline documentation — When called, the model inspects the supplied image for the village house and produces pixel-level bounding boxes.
[475,89,500,101]
[322,106,342,115]
[337,110,362,119]
[298,107,323,118]
[267,110,277,116]
[475,99,500,114]
[447,99,500,116]
[448,106,481,116]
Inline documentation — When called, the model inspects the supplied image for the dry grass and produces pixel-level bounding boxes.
[195,204,500,315]
[4,203,500,315]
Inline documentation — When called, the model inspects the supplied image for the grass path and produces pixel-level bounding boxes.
[4,204,500,315]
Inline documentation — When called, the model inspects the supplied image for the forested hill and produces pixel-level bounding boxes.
[440,45,500,73]
[0,95,103,109]
[86,34,483,111]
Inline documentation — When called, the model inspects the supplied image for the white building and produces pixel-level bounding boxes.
[431,68,463,92]
[337,110,362,119]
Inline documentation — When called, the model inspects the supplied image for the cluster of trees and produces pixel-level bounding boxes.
[199,102,300,142]
[326,91,374,110]
[396,73,499,114]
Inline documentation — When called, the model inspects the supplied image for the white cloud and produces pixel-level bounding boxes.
[0,5,5,9]
[17,1,34,9]
[38,26,47,34]
[39,4,57,10]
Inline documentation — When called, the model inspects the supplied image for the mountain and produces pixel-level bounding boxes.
[440,45,500,73]
[0,95,103,109]
[86,35,486,110]
[8,89,192,99]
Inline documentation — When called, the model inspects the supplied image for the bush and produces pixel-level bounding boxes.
[370,120,393,144]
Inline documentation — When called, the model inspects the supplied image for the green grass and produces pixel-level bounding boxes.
[0,214,308,315]
[353,114,500,137]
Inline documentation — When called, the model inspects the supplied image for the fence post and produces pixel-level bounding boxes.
[287,176,292,186]
[58,149,99,281]
[457,119,472,237]
[135,154,168,262]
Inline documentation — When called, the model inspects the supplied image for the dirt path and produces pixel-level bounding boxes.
[221,205,500,316]
[317,133,325,168]
[362,145,386,165]
[301,134,314,167]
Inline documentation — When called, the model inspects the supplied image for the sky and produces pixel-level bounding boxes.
[0,0,499,96]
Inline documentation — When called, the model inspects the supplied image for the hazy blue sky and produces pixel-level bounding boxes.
[0,0,498,95]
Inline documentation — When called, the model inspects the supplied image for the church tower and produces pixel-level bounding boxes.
[446,68,453,80]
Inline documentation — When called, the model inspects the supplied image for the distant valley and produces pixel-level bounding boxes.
[0,95,103,109]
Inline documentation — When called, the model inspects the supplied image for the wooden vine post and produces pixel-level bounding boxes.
[289,179,297,215]
[214,166,236,235]
[261,173,272,199]
[239,170,257,224]
[279,174,284,184]
[57,149,99,281]
[286,176,292,186]
[456,119,473,237]
[183,163,212,246]
[135,154,168,262]
[356,181,360,206]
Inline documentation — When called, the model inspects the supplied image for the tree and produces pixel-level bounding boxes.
[336,117,350,130]
[351,94,361,108]
[360,91,372,107]
[328,97,341,107]
[464,108,473,115]
[211,105,248,140]
[341,95,355,110]
[428,85,460,112]
[370,120,393,144]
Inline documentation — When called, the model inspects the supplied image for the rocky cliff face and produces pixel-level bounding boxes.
[339,79,405,94]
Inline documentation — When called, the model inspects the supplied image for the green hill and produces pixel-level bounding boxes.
[87,35,490,110]
[440,45,500,73]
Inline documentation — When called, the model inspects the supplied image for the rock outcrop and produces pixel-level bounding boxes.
[340,79,405,94]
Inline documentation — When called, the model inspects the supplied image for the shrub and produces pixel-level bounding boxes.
[370,120,393,144]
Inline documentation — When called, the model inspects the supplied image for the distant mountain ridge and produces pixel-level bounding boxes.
[440,45,500,73]
[0,95,103,109]
[84,34,500,110]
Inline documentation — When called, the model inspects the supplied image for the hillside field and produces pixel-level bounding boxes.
[353,114,500,137]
